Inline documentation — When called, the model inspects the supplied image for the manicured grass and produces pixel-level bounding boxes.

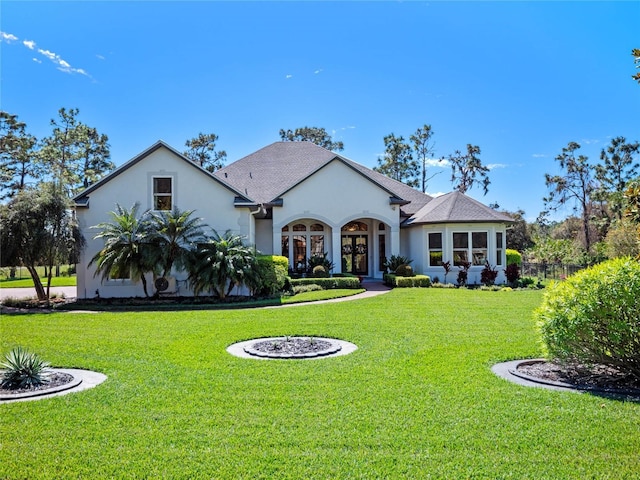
[1,289,638,478]
[0,276,77,288]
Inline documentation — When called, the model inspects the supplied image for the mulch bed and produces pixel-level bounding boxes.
[517,360,640,394]
[251,337,333,355]
[0,372,74,396]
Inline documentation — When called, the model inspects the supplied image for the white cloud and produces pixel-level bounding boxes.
[487,163,508,170]
[37,47,91,77]
[96,54,105,60]
[425,157,449,167]
[0,31,18,42]
[314,69,323,74]
[532,153,547,158]
[427,191,447,198]
[285,74,293,79]
[38,48,57,61]
[1,31,92,78]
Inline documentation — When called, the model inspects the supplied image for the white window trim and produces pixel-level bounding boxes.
[148,172,177,212]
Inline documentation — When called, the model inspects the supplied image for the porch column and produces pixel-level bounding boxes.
[331,228,342,274]
[390,226,400,256]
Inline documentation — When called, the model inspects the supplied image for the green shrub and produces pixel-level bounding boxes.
[394,264,414,277]
[289,277,361,290]
[506,249,522,266]
[383,254,412,272]
[253,255,289,295]
[384,274,431,288]
[308,253,334,273]
[312,265,329,278]
[0,346,52,389]
[292,284,324,295]
[535,257,640,381]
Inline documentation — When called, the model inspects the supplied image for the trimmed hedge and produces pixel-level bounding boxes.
[506,249,522,266]
[384,274,431,288]
[535,257,640,381]
[289,277,362,290]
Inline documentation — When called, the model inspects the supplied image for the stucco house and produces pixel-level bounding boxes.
[73,140,513,298]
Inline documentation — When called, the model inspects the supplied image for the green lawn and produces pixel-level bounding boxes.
[0,276,77,288]
[1,289,638,479]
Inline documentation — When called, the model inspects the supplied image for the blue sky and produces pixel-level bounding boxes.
[1,1,639,220]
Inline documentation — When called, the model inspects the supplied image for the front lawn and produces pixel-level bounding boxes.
[1,289,638,478]
[0,276,77,288]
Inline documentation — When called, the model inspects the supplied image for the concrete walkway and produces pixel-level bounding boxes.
[0,286,77,301]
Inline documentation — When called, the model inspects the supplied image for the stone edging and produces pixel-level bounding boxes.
[0,368,107,404]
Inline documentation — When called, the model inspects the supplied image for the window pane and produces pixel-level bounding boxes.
[311,235,324,256]
[429,232,442,249]
[430,251,443,266]
[453,233,468,248]
[154,177,172,193]
[155,195,172,211]
[282,225,289,232]
[293,235,306,270]
[281,235,289,257]
[453,250,468,266]
[293,224,306,231]
[472,232,487,248]
[310,223,324,231]
[472,249,487,265]
[496,232,503,249]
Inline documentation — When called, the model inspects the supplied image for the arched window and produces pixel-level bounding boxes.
[281,221,328,272]
[343,221,368,232]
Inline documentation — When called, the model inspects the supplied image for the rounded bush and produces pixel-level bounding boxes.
[395,264,414,277]
[535,257,640,381]
[312,265,329,278]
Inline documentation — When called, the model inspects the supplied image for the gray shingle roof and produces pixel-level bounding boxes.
[214,141,433,215]
[404,191,514,225]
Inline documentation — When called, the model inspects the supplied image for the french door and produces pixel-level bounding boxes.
[341,235,368,275]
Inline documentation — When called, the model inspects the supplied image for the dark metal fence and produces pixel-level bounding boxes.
[521,262,585,280]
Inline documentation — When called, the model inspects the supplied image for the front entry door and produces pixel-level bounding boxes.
[341,235,368,275]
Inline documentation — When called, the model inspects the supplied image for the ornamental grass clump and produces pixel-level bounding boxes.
[0,346,52,390]
[535,257,640,382]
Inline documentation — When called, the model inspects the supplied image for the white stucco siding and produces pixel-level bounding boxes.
[76,147,248,298]
[254,218,274,254]
[401,226,424,273]
[273,160,398,228]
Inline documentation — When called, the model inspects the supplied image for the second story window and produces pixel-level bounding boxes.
[153,177,172,211]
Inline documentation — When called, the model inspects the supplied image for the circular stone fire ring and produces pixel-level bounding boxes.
[227,337,357,360]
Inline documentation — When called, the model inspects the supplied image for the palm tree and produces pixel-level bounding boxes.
[186,230,257,300]
[89,203,156,297]
[148,207,206,278]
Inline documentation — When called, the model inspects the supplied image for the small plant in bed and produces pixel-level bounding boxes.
[1,346,52,390]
